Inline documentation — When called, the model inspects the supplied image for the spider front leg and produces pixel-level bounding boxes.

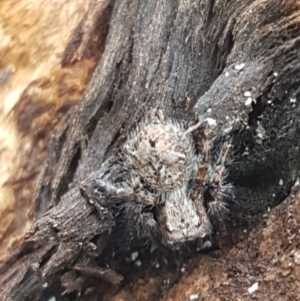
[127,171,159,205]
[79,176,160,227]
[189,125,233,224]
[123,200,160,244]
[81,177,160,240]
[88,177,158,205]
[204,140,233,220]
[140,211,160,241]
[190,126,211,200]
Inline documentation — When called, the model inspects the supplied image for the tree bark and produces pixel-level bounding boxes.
[1,0,300,300]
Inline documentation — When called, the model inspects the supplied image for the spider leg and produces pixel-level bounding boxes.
[204,141,233,220]
[118,188,157,205]
[128,171,159,205]
[190,126,211,200]
[198,126,211,177]
[123,200,159,244]
[87,177,159,205]
[141,212,160,240]
[193,194,212,235]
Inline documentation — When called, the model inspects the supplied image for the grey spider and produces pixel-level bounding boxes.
[91,110,233,247]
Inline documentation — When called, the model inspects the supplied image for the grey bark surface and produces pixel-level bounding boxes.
[1,0,300,300]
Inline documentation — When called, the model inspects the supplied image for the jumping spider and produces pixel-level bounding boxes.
[91,110,233,247]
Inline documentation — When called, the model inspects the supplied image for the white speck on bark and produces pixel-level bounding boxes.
[206,118,217,126]
[135,260,142,267]
[248,282,259,294]
[294,251,300,265]
[190,293,199,300]
[245,98,252,106]
[131,251,139,261]
[235,63,245,70]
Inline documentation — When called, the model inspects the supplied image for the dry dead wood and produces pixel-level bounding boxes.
[1,0,300,300]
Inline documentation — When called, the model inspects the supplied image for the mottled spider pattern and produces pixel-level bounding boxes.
[123,110,196,191]
[92,110,233,248]
[156,187,211,243]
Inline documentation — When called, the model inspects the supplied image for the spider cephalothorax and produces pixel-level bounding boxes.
[124,111,196,191]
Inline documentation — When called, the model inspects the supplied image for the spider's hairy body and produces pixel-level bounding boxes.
[91,110,233,248]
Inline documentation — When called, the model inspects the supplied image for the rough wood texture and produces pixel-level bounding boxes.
[1,0,300,300]
[0,0,101,254]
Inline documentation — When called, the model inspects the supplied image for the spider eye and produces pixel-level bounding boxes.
[149,139,156,147]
